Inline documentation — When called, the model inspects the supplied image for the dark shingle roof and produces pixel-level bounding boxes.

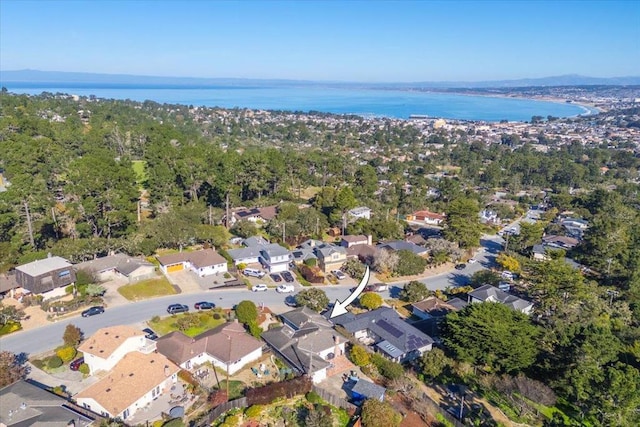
[334,307,433,355]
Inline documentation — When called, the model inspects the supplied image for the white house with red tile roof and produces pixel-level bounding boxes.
[156,248,227,276]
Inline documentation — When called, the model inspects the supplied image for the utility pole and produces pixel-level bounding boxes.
[225,192,230,229]
[208,205,212,225]
[137,201,141,223]
[23,201,35,248]
[282,222,286,243]
[316,217,319,236]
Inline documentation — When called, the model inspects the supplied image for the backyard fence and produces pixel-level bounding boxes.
[417,391,465,427]
[311,385,358,414]
[193,397,248,426]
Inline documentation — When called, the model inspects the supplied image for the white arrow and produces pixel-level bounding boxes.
[330,266,370,319]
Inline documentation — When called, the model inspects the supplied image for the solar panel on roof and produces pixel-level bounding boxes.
[377,319,403,338]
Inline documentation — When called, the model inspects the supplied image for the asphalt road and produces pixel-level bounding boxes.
[0,234,503,357]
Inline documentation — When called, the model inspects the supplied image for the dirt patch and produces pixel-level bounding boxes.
[382,263,454,284]
[3,297,51,331]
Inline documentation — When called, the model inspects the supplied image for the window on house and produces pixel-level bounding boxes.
[58,270,70,278]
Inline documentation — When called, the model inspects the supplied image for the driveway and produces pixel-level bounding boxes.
[26,361,99,395]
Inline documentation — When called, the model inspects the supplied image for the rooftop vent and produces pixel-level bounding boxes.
[106,388,111,392]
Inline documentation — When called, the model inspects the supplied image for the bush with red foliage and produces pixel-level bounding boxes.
[246,376,312,405]
[208,389,228,406]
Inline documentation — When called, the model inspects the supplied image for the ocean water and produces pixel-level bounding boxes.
[3,82,589,122]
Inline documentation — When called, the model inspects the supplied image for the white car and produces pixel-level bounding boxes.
[251,284,268,292]
[276,284,295,293]
[469,258,477,264]
[331,270,346,280]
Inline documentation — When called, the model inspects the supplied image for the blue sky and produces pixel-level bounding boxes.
[1,0,638,82]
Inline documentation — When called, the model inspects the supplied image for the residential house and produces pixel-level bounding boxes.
[75,351,180,421]
[156,321,263,375]
[411,297,466,321]
[14,256,76,299]
[532,244,549,261]
[78,325,156,375]
[315,244,347,273]
[332,307,434,363]
[228,237,291,272]
[377,241,429,256]
[479,209,499,224]
[75,253,156,283]
[0,273,19,298]
[157,248,228,277]
[0,380,96,426]
[406,210,445,226]
[224,205,278,227]
[340,235,371,248]
[542,235,579,250]
[262,307,346,384]
[405,234,427,246]
[467,284,534,315]
[348,207,371,220]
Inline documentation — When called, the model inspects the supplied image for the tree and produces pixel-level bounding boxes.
[360,292,383,310]
[393,249,427,276]
[510,221,545,253]
[470,270,501,288]
[0,303,25,326]
[443,302,540,373]
[372,249,399,274]
[349,345,371,367]
[497,253,521,273]
[419,348,450,380]
[62,324,83,347]
[305,405,333,427]
[361,399,402,427]
[341,258,366,279]
[444,198,482,248]
[400,281,430,303]
[295,288,329,312]
[85,283,106,297]
[230,220,258,239]
[235,300,258,324]
[0,351,27,387]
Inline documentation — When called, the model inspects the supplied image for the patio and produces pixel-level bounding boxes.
[126,381,195,425]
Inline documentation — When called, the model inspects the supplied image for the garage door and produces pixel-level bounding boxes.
[167,263,184,273]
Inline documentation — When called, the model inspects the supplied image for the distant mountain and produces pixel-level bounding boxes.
[1,69,639,88]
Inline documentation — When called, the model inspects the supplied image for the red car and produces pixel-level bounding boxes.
[70,357,84,371]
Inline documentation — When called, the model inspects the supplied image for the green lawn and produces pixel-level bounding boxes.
[131,160,148,185]
[148,311,226,337]
[215,380,246,400]
[118,277,176,301]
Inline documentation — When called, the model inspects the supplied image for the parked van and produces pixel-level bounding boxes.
[243,268,266,278]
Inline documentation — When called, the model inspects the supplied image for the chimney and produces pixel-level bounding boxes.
[367,235,373,246]
[47,252,52,258]
[164,365,170,376]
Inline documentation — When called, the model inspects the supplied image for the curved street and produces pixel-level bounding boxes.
[0,235,503,356]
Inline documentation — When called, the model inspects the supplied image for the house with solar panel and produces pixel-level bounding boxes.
[332,307,434,363]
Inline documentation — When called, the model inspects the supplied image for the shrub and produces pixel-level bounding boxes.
[303,258,317,267]
[47,355,63,369]
[213,312,222,320]
[199,312,210,323]
[62,324,83,347]
[78,363,90,375]
[247,320,262,338]
[237,263,247,271]
[349,345,371,367]
[359,292,383,310]
[224,272,232,279]
[244,405,263,418]
[56,346,77,363]
[305,391,323,404]
[371,354,403,380]
[31,358,45,369]
[161,419,185,427]
[235,300,258,324]
[151,315,160,323]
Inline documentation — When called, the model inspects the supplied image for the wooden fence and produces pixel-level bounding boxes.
[311,385,358,414]
[194,397,248,426]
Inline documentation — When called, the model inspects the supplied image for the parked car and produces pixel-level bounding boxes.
[468,258,477,264]
[501,270,515,280]
[167,304,189,314]
[331,270,346,280]
[284,295,298,307]
[142,327,158,340]
[252,284,268,292]
[70,357,85,371]
[364,283,388,292]
[194,301,216,310]
[281,271,295,283]
[81,306,105,317]
[243,268,266,278]
[276,284,295,293]
[454,263,467,270]
[270,273,282,282]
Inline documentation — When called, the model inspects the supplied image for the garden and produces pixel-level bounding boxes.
[148,308,227,337]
